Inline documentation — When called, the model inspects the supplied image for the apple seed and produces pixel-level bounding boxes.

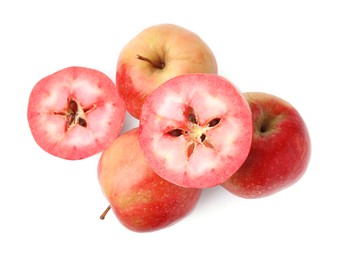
[168,129,184,137]
[208,118,221,127]
[69,100,78,113]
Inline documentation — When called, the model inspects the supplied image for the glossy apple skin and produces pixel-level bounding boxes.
[116,23,218,119]
[222,92,311,198]
[97,128,201,232]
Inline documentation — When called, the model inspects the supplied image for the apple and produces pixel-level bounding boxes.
[116,23,218,119]
[97,128,201,232]
[139,73,253,188]
[27,66,126,160]
[222,92,311,198]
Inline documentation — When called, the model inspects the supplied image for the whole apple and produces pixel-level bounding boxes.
[116,23,218,119]
[97,128,201,232]
[222,92,311,198]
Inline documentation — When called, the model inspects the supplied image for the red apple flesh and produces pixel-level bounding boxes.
[97,128,201,232]
[222,92,311,198]
[116,23,218,119]
[27,66,126,160]
[139,73,253,189]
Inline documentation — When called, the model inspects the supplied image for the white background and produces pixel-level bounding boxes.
[1,0,337,259]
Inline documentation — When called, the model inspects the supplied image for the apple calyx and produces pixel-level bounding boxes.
[53,97,96,132]
[99,205,112,220]
[136,54,165,69]
[255,112,284,135]
[167,106,220,158]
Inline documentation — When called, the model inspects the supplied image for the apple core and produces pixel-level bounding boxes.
[166,106,222,158]
[52,97,95,132]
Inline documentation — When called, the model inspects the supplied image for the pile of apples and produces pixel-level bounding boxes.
[27,24,311,232]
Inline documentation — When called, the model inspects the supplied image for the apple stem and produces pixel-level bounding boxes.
[136,54,165,69]
[100,205,112,220]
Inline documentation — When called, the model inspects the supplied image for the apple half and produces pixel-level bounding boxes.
[27,66,126,160]
[139,73,253,188]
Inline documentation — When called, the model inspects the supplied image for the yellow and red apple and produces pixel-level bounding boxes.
[116,24,218,119]
[98,128,201,232]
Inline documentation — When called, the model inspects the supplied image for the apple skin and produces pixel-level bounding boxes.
[116,23,218,119]
[97,128,201,232]
[222,92,311,198]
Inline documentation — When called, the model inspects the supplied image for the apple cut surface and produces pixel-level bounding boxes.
[27,66,126,160]
[139,74,253,188]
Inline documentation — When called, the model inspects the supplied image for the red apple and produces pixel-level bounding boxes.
[116,23,218,119]
[222,92,311,198]
[97,128,201,232]
[139,73,253,189]
[27,66,126,160]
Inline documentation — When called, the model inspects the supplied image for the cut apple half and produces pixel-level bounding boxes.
[27,66,126,160]
[139,73,253,188]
